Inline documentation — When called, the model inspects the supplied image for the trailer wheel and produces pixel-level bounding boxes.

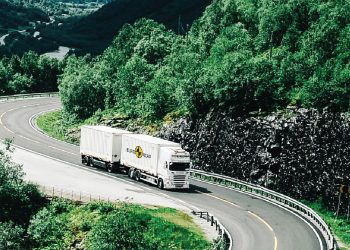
[81,155,87,165]
[89,158,94,167]
[157,178,164,189]
[107,163,113,173]
[134,170,141,181]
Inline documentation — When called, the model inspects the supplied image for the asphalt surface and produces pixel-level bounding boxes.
[0,97,326,250]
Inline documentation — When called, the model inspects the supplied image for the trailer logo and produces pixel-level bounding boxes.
[126,146,151,158]
[135,146,143,158]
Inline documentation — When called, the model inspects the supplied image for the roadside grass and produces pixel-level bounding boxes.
[302,199,350,250]
[149,207,207,237]
[36,110,83,145]
[36,110,67,142]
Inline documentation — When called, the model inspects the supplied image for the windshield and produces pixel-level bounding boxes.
[169,162,190,171]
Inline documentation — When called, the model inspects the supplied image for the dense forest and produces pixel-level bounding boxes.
[0,52,61,94]
[58,0,349,123]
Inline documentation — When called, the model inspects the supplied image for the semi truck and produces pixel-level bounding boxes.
[80,125,131,172]
[121,134,190,189]
[80,126,191,189]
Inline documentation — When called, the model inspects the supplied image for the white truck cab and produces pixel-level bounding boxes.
[121,134,191,190]
[158,147,190,189]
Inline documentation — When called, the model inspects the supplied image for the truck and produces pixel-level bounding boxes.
[80,125,131,172]
[121,134,191,189]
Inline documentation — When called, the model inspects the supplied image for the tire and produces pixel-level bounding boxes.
[89,158,94,167]
[128,168,133,178]
[107,163,113,173]
[157,178,164,190]
[134,170,141,181]
[81,155,87,165]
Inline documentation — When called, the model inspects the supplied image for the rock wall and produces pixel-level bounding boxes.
[158,108,350,212]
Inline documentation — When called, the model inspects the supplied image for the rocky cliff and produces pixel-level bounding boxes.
[158,108,350,212]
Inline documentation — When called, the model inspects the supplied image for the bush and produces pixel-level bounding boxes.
[0,222,25,250]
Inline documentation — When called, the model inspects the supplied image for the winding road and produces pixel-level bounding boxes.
[0,97,327,250]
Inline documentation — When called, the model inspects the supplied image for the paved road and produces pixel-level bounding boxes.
[0,97,326,250]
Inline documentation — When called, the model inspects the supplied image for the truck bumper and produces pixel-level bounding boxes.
[164,181,190,189]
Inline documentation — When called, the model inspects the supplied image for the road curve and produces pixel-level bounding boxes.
[0,97,326,250]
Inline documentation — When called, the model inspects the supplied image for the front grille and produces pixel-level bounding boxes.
[173,175,186,181]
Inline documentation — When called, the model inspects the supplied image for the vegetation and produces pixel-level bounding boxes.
[303,200,350,249]
[27,201,211,250]
[0,142,47,249]
[36,110,68,142]
[58,0,349,124]
[0,51,62,94]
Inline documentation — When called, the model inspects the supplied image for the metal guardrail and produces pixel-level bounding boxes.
[0,92,58,102]
[189,169,336,250]
[192,211,232,250]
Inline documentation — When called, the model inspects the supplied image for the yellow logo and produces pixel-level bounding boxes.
[135,146,143,158]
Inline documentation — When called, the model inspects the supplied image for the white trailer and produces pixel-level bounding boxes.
[80,125,131,172]
[121,134,190,189]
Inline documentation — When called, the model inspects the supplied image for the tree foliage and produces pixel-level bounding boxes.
[0,52,62,95]
[57,0,349,122]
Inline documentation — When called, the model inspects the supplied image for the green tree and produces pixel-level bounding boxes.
[0,222,25,250]
[8,73,34,94]
[27,200,73,249]
[0,144,46,226]
[59,56,106,120]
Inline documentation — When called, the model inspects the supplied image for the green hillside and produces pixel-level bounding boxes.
[58,0,349,121]
[40,0,211,55]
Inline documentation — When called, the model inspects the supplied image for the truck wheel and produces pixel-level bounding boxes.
[134,170,141,181]
[107,163,113,173]
[128,168,133,178]
[157,178,164,189]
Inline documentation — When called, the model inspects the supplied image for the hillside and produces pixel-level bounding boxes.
[40,0,211,55]
[0,1,49,33]
[6,0,110,17]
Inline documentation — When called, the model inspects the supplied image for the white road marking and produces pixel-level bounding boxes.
[248,211,278,250]
[0,103,58,145]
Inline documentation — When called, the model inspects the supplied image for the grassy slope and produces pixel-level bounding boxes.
[36,110,79,144]
[303,200,350,249]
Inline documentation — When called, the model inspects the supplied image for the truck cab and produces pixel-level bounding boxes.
[158,147,191,189]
